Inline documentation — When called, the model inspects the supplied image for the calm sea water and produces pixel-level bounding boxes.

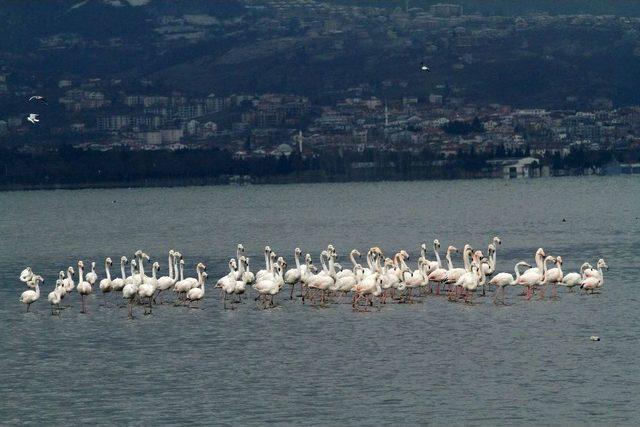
[1,176,639,425]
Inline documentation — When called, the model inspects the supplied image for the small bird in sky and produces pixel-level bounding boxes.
[27,113,40,124]
[420,62,430,72]
[28,95,47,104]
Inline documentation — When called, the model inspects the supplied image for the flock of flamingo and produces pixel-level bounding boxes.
[17,238,608,317]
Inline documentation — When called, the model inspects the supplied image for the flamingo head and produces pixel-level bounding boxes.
[433,239,440,249]
[106,257,113,266]
[352,249,361,258]
[237,243,245,253]
[295,247,302,255]
[400,250,409,260]
[448,246,458,254]
[68,266,75,274]
[597,259,608,270]
[78,260,84,268]
[201,272,208,281]
[555,256,563,266]
[264,246,271,253]
[169,249,175,256]
[121,256,128,264]
[536,248,546,258]
[493,237,502,245]
[153,262,160,271]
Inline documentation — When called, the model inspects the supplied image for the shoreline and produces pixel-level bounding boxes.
[0,172,626,192]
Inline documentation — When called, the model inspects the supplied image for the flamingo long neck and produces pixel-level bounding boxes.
[168,254,174,280]
[328,255,336,276]
[366,252,373,270]
[120,260,126,280]
[173,259,179,282]
[556,261,563,276]
[421,245,427,260]
[434,246,442,268]
[105,261,111,281]
[152,265,158,279]
[238,258,245,275]
[138,256,146,279]
[536,253,544,270]
[264,251,270,270]
[446,251,454,270]
[130,262,135,278]
[399,255,409,271]
[79,265,84,283]
[320,254,328,273]
[490,248,497,270]
[463,248,471,271]
[294,252,301,270]
[375,256,383,273]
[67,269,73,282]
[200,274,206,292]
[35,281,40,297]
[350,251,357,268]
[180,264,185,281]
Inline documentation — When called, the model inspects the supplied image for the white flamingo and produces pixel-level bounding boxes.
[488,261,531,303]
[187,272,208,308]
[20,275,42,312]
[111,256,128,294]
[561,262,592,291]
[76,261,93,314]
[99,257,113,306]
[62,266,75,294]
[48,278,64,315]
[85,261,98,287]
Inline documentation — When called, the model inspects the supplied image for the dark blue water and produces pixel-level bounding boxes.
[1,176,639,425]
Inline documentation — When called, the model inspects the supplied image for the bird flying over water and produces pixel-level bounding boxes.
[420,62,430,72]
[27,113,39,124]
[28,95,47,104]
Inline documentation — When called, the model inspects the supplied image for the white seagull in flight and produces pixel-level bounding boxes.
[420,62,431,72]
[27,113,40,124]
[28,95,47,104]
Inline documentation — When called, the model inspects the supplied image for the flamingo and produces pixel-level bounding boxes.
[217,259,238,309]
[99,257,113,306]
[137,261,159,314]
[156,250,176,303]
[284,248,303,299]
[541,256,563,298]
[517,255,555,300]
[561,262,592,291]
[584,259,608,280]
[48,278,64,315]
[489,261,531,303]
[62,266,75,294]
[76,261,92,314]
[110,256,128,295]
[20,275,42,312]
[187,272,207,308]
[85,261,98,287]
